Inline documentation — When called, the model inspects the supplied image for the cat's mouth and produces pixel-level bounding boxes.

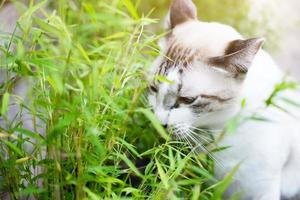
[168,123,193,140]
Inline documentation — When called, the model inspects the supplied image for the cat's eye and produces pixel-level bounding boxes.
[178,96,197,104]
[192,102,210,109]
[149,85,158,93]
[171,102,180,109]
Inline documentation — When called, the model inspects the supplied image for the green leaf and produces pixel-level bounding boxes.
[189,165,216,181]
[117,138,141,158]
[18,185,45,195]
[122,0,139,20]
[77,43,92,65]
[1,92,10,116]
[14,128,44,142]
[225,116,240,134]
[117,153,143,178]
[83,187,101,200]
[121,187,141,196]
[137,108,170,141]
[191,185,201,200]
[248,115,272,122]
[155,75,175,85]
[280,97,300,108]
[213,163,241,200]
[2,140,23,156]
[240,98,246,108]
[155,158,169,188]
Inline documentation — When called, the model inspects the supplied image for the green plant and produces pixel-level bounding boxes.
[0,0,229,199]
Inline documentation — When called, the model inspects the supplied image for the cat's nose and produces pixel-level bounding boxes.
[155,108,169,126]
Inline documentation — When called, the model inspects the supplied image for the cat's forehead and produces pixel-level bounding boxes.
[160,62,237,97]
[169,21,242,58]
[180,64,238,96]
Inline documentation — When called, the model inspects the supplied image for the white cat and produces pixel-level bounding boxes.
[148,0,300,199]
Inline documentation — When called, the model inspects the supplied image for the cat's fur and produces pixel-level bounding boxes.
[148,0,300,199]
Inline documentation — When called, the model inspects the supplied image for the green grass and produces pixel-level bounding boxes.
[0,0,286,199]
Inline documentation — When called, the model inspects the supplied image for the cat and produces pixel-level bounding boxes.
[147,0,300,199]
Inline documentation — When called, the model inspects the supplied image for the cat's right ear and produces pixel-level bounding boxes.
[168,0,197,29]
[208,38,265,78]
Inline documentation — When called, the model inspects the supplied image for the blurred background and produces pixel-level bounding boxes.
[1,0,300,77]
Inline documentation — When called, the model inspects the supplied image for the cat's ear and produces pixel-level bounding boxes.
[208,38,265,77]
[169,0,197,29]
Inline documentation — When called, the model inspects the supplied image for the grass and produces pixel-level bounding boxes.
[0,0,293,199]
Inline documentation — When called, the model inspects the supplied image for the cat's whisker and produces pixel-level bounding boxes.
[172,125,187,139]
[173,124,215,147]
[173,124,218,148]
[176,127,199,153]
[189,126,222,133]
[173,123,189,129]
[178,129,193,151]
[185,131,225,169]
[185,135,199,154]
[187,129,221,154]
[187,130,214,142]
[171,123,224,169]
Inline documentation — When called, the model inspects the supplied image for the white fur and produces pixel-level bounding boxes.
[148,19,300,199]
[172,21,242,57]
[216,50,300,199]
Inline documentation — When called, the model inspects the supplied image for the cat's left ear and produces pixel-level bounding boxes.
[167,0,197,29]
[208,38,265,78]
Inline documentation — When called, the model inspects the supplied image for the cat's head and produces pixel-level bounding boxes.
[148,0,264,133]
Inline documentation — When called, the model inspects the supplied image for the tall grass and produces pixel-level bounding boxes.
[0,0,287,199]
[0,1,221,199]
